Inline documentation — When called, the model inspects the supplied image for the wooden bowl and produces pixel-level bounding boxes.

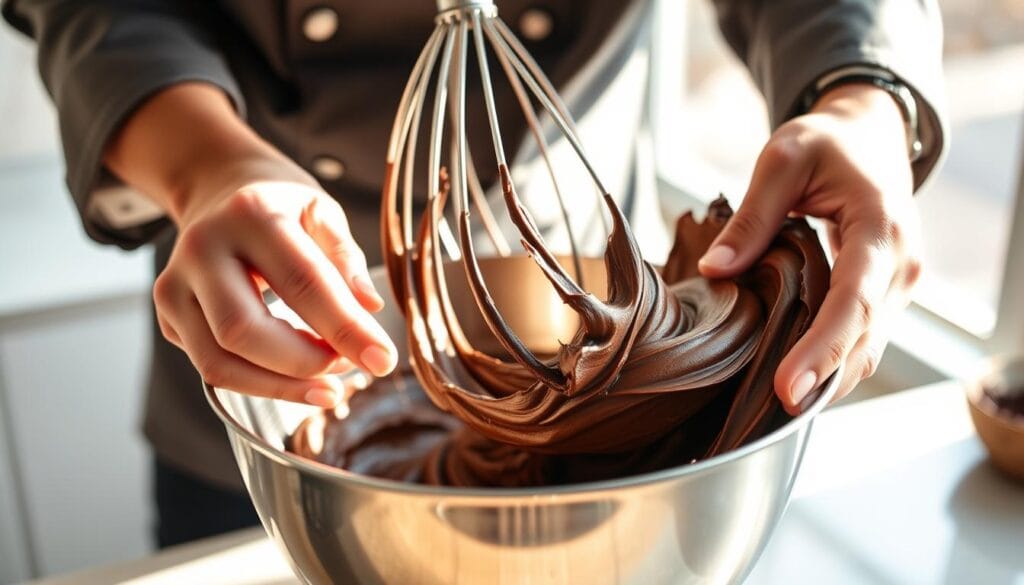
[966,355,1024,482]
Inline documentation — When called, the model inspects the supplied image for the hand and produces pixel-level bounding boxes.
[155,165,397,408]
[697,83,923,414]
[105,83,397,408]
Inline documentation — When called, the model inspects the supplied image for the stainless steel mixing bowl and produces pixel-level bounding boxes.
[206,260,840,585]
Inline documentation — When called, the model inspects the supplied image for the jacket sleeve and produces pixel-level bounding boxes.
[710,0,948,191]
[2,0,245,249]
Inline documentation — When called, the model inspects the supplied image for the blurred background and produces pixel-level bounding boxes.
[0,0,1022,582]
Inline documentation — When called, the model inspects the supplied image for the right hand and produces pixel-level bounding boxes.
[104,83,397,408]
[153,164,398,408]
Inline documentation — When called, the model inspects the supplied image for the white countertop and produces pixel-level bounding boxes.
[747,382,1024,585]
[24,381,1024,585]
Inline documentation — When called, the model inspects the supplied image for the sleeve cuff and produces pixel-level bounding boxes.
[65,67,244,249]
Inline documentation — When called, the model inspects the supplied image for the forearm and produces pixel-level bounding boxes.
[103,82,312,225]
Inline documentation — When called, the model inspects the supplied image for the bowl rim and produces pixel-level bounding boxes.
[964,353,1024,428]
[204,364,841,498]
[962,354,1024,432]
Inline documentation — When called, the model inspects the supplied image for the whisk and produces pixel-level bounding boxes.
[377,1,827,456]
[381,0,630,375]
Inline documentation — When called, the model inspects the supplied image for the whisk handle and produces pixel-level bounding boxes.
[436,0,496,16]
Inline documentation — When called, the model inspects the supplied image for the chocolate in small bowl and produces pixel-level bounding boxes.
[966,355,1024,482]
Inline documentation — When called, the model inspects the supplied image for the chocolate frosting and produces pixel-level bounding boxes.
[290,186,831,487]
[383,167,829,457]
[291,373,728,487]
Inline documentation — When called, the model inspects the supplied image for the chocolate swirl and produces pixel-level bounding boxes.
[293,193,830,486]
[291,373,727,487]
[386,170,830,457]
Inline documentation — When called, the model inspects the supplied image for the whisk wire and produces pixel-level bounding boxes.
[490,18,610,218]
[384,2,620,390]
[386,26,444,164]
[470,11,509,169]
[450,15,566,387]
[428,25,462,261]
[482,15,586,284]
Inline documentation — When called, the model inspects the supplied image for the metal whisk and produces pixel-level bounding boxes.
[381,0,626,385]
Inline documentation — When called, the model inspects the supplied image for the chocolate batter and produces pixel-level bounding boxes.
[290,191,831,487]
[290,372,727,487]
[982,381,1024,421]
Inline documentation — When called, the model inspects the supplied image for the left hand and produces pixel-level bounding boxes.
[697,82,923,414]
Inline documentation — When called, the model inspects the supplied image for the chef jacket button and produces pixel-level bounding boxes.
[312,156,346,181]
[303,7,339,43]
[518,7,554,42]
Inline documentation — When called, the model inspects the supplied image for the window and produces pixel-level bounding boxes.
[651,0,1024,379]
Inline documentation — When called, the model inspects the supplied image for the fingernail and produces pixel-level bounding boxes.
[699,245,736,270]
[798,388,821,414]
[354,275,384,303]
[304,388,339,409]
[360,345,396,377]
[790,371,818,408]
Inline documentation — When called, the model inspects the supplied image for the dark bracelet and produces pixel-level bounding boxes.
[801,71,923,163]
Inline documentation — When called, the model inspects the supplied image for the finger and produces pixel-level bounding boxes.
[303,197,385,312]
[175,296,345,407]
[830,282,909,407]
[189,253,342,379]
[698,139,811,278]
[774,221,898,412]
[156,313,183,348]
[243,219,398,377]
[833,331,888,406]
[153,271,187,348]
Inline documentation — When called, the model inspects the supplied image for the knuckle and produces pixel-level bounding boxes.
[824,338,847,368]
[726,211,767,241]
[175,223,212,259]
[156,319,170,338]
[212,309,256,351]
[332,202,349,226]
[267,386,289,401]
[195,354,228,386]
[760,136,803,170]
[850,290,874,329]
[329,322,360,351]
[902,256,923,288]
[315,194,348,223]
[862,215,903,250]
[282,262,323,302]
[225,189,269,220]
[152,272,178,308]
[156,316,175,340]
[333,245,367,268]
[860,349,881,380]
[341,244,366,263]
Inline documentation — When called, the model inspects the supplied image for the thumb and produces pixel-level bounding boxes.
[698,142,808,278]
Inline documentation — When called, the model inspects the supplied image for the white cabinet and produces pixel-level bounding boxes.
[0,298,153,577]
[0,24,161,579]
[0,386,33,583]
[0,159,156,582]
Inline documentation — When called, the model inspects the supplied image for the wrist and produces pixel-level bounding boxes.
[810,83,911,158]
[104,82,315,225]
[173,152,315,227]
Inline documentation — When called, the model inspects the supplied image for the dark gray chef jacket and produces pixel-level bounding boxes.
[4,0,947,491]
